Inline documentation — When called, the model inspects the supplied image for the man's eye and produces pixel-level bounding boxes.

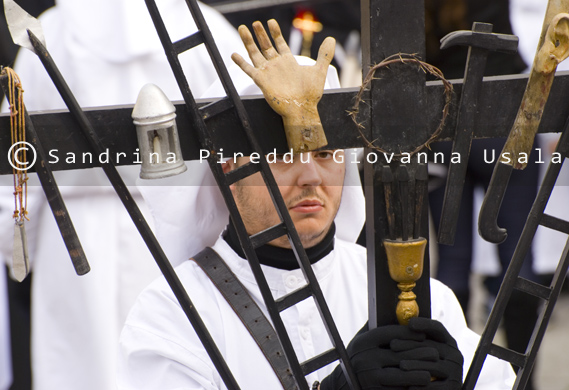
[314,151,333,159]
[275,154,285,161]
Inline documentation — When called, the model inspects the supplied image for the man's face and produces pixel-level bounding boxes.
[226,150,345,249]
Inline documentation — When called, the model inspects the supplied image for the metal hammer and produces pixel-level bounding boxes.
[437,22,518,245]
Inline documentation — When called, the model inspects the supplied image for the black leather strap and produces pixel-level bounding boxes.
[192,247,298,390]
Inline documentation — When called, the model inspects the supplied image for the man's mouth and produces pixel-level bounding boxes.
[290,199,323,213]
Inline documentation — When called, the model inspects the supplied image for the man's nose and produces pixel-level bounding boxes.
[296,153,323,186]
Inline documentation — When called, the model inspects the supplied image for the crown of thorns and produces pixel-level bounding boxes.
[349,53,453,156]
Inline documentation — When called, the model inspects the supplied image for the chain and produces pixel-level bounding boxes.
[2,67,29,222]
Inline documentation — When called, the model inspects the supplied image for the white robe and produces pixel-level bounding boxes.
[118,236,515,390]
[0,1,245,389]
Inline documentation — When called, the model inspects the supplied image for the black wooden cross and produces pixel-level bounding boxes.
[2,1,569,389]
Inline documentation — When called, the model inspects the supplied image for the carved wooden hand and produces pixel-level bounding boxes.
[231,19,335,153]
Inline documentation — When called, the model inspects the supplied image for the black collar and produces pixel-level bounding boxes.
[223,221,335,270]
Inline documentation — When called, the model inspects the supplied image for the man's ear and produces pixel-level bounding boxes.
[222,160,237,191]
[221,160,233,174]
[537,13,569,73]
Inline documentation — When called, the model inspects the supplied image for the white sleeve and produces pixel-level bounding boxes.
[118,324,220,390]
[455,327,517,390]
[431,279,516,389]
[117,279,223,390]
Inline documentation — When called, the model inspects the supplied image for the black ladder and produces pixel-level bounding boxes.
[143,1,360,389]
[464,120,569,390]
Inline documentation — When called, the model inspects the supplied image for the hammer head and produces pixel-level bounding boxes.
[440,24,518,54]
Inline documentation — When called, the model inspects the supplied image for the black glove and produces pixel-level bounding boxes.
[393,317,464,390]
[320,323,436,390]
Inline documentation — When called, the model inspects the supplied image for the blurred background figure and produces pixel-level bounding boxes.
[0,263,9,390]
[1,2,54,388]
[0,1,244,389]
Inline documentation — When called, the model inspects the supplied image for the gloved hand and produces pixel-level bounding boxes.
[319,323,437,390]
[393,317,464,390]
